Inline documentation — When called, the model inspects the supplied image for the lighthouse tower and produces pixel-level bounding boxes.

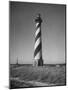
[33,14,43,66]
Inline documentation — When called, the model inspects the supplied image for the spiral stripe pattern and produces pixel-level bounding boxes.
[33,14,43,66]
[34,22,42,62]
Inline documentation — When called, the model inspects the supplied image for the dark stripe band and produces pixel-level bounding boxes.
[35,31,41,42]
[34,42,42,57]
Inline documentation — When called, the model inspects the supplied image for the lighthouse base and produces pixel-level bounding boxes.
[38,59,43,66]
[33,59,43,66]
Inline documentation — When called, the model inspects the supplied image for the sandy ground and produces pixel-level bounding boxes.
[10,64,66,88]
[10,77,55,86]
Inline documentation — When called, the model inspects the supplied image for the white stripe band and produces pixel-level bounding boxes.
[34,51,41,59]
[35,28,40,37]
[36,23,39,27]
[34,37,41,50]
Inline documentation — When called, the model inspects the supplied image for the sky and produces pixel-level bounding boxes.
[9,1,66,64]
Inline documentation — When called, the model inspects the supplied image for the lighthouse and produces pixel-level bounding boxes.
[33,14,43,66]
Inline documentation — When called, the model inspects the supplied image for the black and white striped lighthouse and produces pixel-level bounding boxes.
[33,14,43,66]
